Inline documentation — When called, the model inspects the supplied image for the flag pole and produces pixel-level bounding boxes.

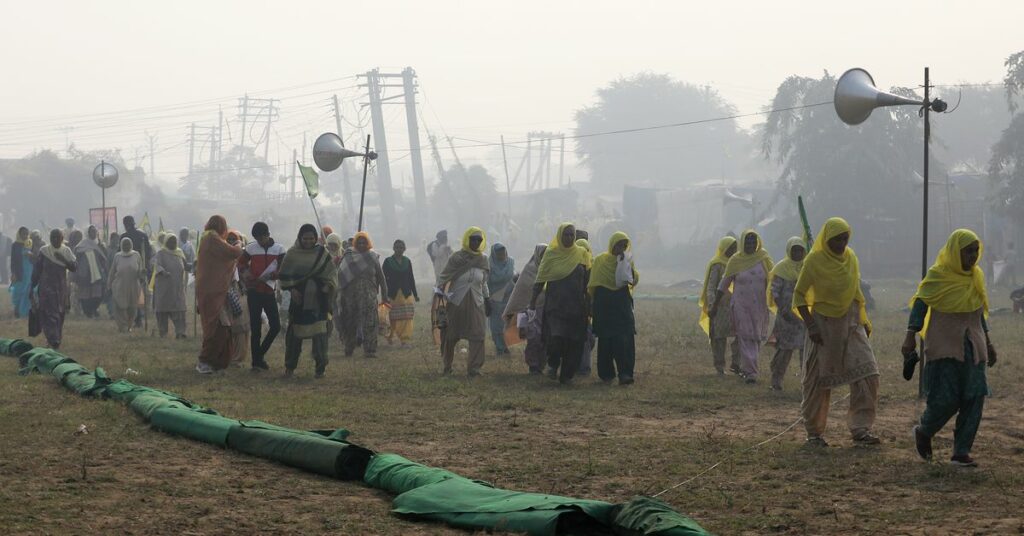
[296,160,325,236]
[358,134,371,232]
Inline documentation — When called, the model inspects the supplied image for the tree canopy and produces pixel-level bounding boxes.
[574,73,751,191]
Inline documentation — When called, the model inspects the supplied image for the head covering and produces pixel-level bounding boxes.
[723,230,773,279]
[794,217,869,326]
[436,227,490,285]
[910,229,988,336]
[204,215,228,238]
[118,236,134,255]
[40,231,76,266]
[535,223,591,284]
[279,224,337,294]
[770,237,805,283]
[488,242,515,292]
[351,230,374,250]
[767,237,805,310]
[322,225,334,237]
[503,244,548,317]
[699,236,738,335]
[15,226,32,249]
[461,226,486,255]
[325,233,343,254]
[588,231,638,294]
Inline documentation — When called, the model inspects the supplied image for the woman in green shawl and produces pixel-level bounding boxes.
[279,224,338,378]
[436,226,491,376]
[530,223,591,384]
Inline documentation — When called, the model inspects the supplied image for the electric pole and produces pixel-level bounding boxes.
[146,132,157,181]
[332,93,355,226]
[402,67,428,232]
[359,69,397,239]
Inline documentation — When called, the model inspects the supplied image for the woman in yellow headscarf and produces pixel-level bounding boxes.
[794,217,879,447]
[904,229,995,467]
[708,230,773,384]
[700,236,738,375]
[530,222,591,384]
[436,226,490,376]
[767,237,807,391]
[588,231,639,385]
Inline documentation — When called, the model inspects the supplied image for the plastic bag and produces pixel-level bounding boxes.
[615,253,634,288]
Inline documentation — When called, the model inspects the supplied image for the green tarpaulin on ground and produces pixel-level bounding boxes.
[0,338,710,535]
[392,477,617,536]
[226,422,372,480]
[363,453,471,494]
[611,496,711,536]
[150,407,239,447]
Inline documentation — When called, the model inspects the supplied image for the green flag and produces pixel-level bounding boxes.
[297,162,319,199]
[798,195,813,249]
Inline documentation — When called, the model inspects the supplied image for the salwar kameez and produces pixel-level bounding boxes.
[382,254,417,344]
[910,299,989,457]
[32,252,76,349]
[593,286,636,382]
[442,266,488,375]
[705,263,739,374]
[341,276,384,356]
[801,304,880,439]
[388,291,416,343]
[9,243,32,318]
[719,263,770,380]
[541,265,588,383]
[153,249,187,338]
[109,250,144,333]
[769,276,805,390]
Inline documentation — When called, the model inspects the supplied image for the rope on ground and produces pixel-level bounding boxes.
[651,392,852,498]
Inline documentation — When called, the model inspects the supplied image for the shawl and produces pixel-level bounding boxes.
[723,230,773,279]
[794,217,869,326]
[280,241,337,294]
[487,243,515,293]
[117,237,136,257]
[383,254,412,273]
[911,228,988,337]
[338,249,381,289]
[39,243,76,266]
[75,238,105,284]
[588,231,639,294]
[149,243,187,291]
[503,243,547,318]
[535,222,591,284]
[437,227,489,286]
[698,236,737,336]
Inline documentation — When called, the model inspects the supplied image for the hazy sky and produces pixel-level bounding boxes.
[2,0,1020,193]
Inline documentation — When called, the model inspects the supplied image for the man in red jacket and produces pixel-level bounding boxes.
[239,221,286,371]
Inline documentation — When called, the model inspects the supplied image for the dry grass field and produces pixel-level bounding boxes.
[1,281,1022,535]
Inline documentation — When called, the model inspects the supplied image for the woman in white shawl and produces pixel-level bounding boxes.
[108,237,145,333]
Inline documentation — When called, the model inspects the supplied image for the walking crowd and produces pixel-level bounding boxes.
[5,212,999,467]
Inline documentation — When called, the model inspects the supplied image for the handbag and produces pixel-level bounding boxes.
[226,284,243,317]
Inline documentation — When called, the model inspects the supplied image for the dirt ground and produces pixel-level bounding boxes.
[1,283,1022,535]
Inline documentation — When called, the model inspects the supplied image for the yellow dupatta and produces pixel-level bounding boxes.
[767,236,805,310]
[698,236,737,335]
[910,229,988,337]
[460,226,486,255]
[535,222,591,284]
[587,231,639,295]
[793,217,870,328]
[722,230,774,279]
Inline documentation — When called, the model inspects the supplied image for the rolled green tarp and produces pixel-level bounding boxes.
[18,348,74,375]
[391,477,616,536]
[610,496,710,536]
[364,453,470,495]
[150,407,240,447]
[226,422,372,480]
[52,362,90,380]
[0,338,33,358]
[129,394,191,420]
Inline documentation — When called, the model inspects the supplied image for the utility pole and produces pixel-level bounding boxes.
[188,123,196,177]
[291,149,298,200]
[402,67,428,233]
[500,135,512,219]
[238,95,248,152]
[332,94,355,226]
[146,132,157,181]
[558,134,565,188]
[262,99,276,162]
[359,69,397,238]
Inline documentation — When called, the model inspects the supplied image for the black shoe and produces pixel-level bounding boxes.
[950,454,978,467]
[902,350,920,381]
[252,360,270,371]
[618,376,634,386]
[913,426,932,460]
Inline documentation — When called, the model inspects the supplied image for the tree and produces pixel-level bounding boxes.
[574,73,752,190]
[988,50,1024,223]
[760,72,945,275]
[933,85,1014,173]
[429,163,498,234]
